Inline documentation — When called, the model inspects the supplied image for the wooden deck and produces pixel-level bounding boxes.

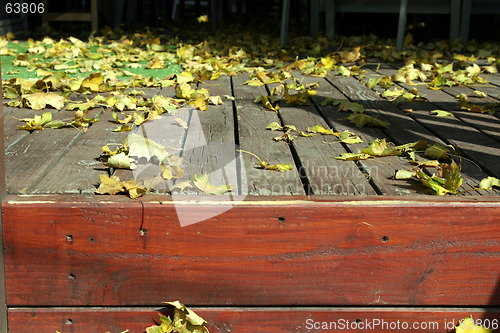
[2,61,500,332]
[3,66,500,197]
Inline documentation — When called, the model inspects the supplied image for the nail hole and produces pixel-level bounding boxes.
[355,319,362,323]
[68,273,77,280]
[277,217,286,223]
[65,318,73,325]
[140,229,148,236]
[381,236,389,242]
[88,236,96,244]
[65,235,73,244]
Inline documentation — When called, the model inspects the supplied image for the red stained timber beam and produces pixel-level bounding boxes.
[7,307,500,333]
[2,196,500,307]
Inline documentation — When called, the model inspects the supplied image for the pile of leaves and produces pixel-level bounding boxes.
[55,301,210,333]
[329,137,500,196]
[145,301,209,333]
[97,133,235,197]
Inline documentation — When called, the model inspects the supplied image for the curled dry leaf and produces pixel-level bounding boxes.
[105,152,137,170]
[348,113,389,129]
[193,174,233,195]
[479,177,500,190]
[95,174,147,199]
[307,124,337,135]
[22,92,66,110]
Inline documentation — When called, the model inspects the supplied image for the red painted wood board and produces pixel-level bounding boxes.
[2,195,499,307]
[7,307,500,333]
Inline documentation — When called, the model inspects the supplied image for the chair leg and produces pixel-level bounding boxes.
[172,0,179,20]
[460,0,471,43]
[280,0,291,46]
[450,0,460,40]
[325,0,335,39]
[113,0,125,28]
[211,0,223,33]
[310,0,320,37]
[90,0,98,31]
[396,0,407,50]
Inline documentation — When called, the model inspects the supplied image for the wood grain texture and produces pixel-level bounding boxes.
[7,307,500,333]
[30,109,121,194]
[112,86,188,193]
[305,75,426,195]
[440,85,500,143]
[273,78,376,195]
[3,196,500,307]
[483,73,500,90]
[179,76,240,195]
[4,107,102,194]
[2,106,35,150]
[363,65,498,193]
[232,74,305,195]
[4,92,100,150]
[373,65,500,180]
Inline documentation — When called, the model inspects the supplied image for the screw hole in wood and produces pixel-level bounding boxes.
[277,217,286,223]
[65,235,73,244]
[381,236,389,243]
[68,273,77,280]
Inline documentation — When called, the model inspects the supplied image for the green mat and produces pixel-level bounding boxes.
[1,41,182,81]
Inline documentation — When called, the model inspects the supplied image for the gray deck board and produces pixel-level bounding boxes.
[308,75,431,195]
[232,73,305,195]
[179,76,240,195]
[370,65,500,181]
[274,91,376,195]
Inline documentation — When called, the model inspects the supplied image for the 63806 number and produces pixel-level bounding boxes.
[5,2,44,14]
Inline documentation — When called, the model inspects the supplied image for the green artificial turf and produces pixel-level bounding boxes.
[1,41,182,81]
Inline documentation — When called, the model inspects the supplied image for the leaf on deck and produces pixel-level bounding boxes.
[22,92,66,110]
[348,113,389,129]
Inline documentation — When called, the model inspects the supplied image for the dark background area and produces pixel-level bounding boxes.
[3,0,500,43]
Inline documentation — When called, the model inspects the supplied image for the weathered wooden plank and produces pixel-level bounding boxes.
[469,83,500,100]
[30,109,128,194]
[6,194,500,203]
[3,91,107,151]
[232,74,305,195]
[428,85,500,144]
[483,73,500,89]
[3,197,500,306]
[111,86,187,193]
[179,76,240,195]
[7,307,500,333]
[5,107,101,194]
[378,70,500,182]
[304,75,428,195]
[372,65,500,180]
[2,106,35,150]
[274,89,376,195]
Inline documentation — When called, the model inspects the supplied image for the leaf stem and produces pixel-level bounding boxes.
[237,149,263,164]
